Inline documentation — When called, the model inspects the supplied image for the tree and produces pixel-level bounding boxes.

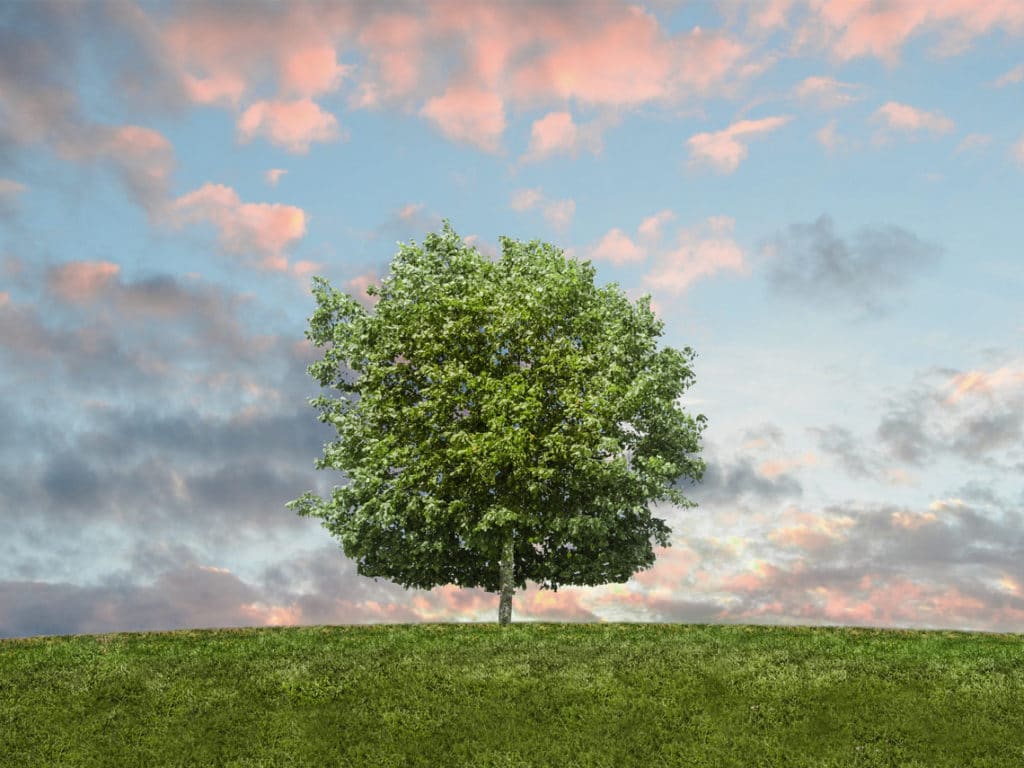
[287,221,706,625]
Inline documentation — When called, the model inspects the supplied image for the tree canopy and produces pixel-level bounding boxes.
[288,221,706,624]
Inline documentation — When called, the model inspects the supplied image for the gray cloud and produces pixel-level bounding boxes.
[741,422,785,449]
[817,501,1023,572]
[0,263,350,610]
[41,451,101,509]
[950,409,1023,456]
[0,180,25,221]
[0,1,178,215]
[874,364,1024,470]
[713,497,1024,632]
[876,407,935,466]
[622,596,730,624]
[0,324,342,533]
[765,215,941,317]
[0,1,85,158]
[0,298,147,392]
[807,424,876,478]
[806,359,1024,482]
[1,265,301,398]
[78,406,331,466]
[952,481,1008,509]
[87,0,193,118]
[0,557,267,639]
[681,452,803,506]
[258,544,415,609]
[368,204,445,245]
[0,542,440,639]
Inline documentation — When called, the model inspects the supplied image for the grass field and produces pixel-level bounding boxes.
[1,621,1022,767]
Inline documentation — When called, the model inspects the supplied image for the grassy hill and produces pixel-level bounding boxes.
[1,622,1022,767]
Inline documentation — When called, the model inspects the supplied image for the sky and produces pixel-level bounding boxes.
[1,0,1022,640]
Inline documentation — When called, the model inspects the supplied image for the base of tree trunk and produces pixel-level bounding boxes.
[498,527,514,626]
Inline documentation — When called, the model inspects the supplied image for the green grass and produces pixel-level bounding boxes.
[1,622,1022,767]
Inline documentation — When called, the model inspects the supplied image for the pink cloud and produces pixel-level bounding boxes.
[429,1,540,90]
[1013,136,1024,165]
[510,5,746,108]
[589,228,647,266]
[956,133,991,153]
[522,111,577,162]
[642,216,748,295]
[182,72,247,107]
[343,1,749,134]
[517,585,600,621]
[508,186,574,229]
[398,203,424,220]
[793,75,861,108]
[162,3,354,107]
[53,124,174,215]
[816,119,847,152]
[346,271,381,309]
[879,363,1023,466]
[800,0,1024,62]
[265,168,288,186]
[768,527,836,551]
[354,12,428,108]
[47,261,121,303]
[768,507,855,551]
[630,543,700,590]
[290,260,324,281]
[408,581,602,623]
[730,571,1008,630]
[519,110,611,165]
[111,125,171,158]
[411,586,494,621]
[238,602,303,626]
[0,179,26,199]
[999,575,1022,598]
[542,198,576,230]
[890,510,938,530]
[638,210,675,242]
[169,183,307,270]
[748,0,798,30]
[510,188,544,211]
[993,63,1024,87]
[463,234,499,260]
[237,98,342,153]
[152,3,756,158]
[809,0,928,62]
[758,452,818,478]
[943,364,1024,404]
[687,116,790,173]
[873,101,954,135]
[279,43,351,97]
[818,579,989,627]
[722,561,783,593]
[419,83,505,152]
[108,125,174,206]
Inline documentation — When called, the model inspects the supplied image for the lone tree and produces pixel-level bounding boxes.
[288,221,706,625]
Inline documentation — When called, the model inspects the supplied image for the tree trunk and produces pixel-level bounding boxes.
[498,527,515,626]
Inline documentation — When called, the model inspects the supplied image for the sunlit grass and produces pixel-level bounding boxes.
[2,622,1022,766]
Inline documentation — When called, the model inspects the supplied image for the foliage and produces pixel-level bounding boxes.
[287,221,706,600]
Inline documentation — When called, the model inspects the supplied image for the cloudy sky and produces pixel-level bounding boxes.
[1,0,1023,640]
